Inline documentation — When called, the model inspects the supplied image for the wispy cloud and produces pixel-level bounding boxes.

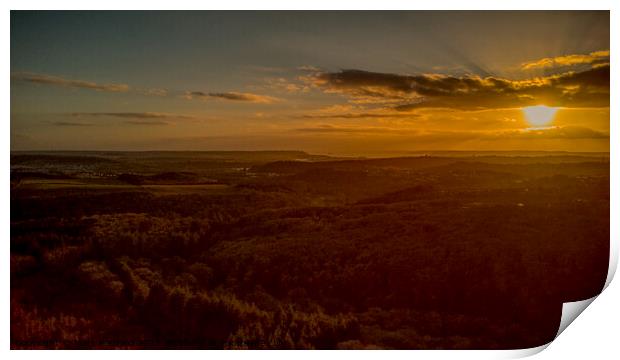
[263,77,308,93]
[181,91,209,100]
[521,50,610,70]
[183,91,279,103]
[70,112,194,119]
[12,70,287,104]
[299,112,418,120]
[124,120,169,126]
[293,125,608,140]
[143,88,169,97]
[295,124,410,134]
[501,126,609,140]
[209,92,278,103]
[49,121,94,127]
[298,65,322,72]
[11,72,130,92]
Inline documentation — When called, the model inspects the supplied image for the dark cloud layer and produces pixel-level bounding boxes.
[305,65,609,110]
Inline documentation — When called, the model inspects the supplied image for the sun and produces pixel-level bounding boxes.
[522,105,559,127]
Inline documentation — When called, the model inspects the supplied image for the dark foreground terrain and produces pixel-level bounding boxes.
[10,151,609,349]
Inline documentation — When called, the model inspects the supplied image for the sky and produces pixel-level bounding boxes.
[10,11,610,155]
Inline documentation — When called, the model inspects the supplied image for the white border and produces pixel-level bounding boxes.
[4,1,618,359]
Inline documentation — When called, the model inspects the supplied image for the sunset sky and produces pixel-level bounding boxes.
[11,11,610,155]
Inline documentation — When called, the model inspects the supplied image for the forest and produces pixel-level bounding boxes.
[10,151,609,349]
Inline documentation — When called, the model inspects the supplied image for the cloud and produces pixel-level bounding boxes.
[296,104,420,121]
[521,50,610,70]
[422,127,609,142]
[208,92,278,103]
[124,120,169,126]
[298,65,322,72]
[497,126,609,140]
[11,72,130,92]
[295,124,408,134]
[183,91,279,103]
[263,77,308,93]
[144,88,168,97]
[49,121,94,127]
[303,69,416,104]
[12,71,176,98]
[304,66,609,110]
[70,112,193,119]
[12,71,284,104]
[182,91,209,100]
[292,125,607,140]
[299,112,418,119]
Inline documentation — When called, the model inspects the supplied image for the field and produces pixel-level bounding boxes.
[10,151,610,349]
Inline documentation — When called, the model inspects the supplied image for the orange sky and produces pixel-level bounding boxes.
[11,11,609,155]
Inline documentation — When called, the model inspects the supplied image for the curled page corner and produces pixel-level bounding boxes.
[604,235,618,290]
[501,342,551,359]
[535,228,620,353]
[555,296,598,338]
[500,296,598,359]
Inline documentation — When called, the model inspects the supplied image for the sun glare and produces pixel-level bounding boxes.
[522,105,559,127]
